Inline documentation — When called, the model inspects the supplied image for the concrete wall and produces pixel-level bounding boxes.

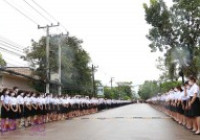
[0,73,35,91]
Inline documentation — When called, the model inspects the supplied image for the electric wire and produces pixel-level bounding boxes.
[2,0,40,25]
[22,0,53,23]
[30,0,68,32]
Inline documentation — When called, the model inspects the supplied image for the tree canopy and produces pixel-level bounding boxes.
[23,34,93,95]
[104,82,133,100]
[144,0,200,81]
[138,80,181,100]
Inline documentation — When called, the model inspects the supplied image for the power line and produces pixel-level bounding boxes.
[30,0,58,22]
[30,0,68,32]
[2,0,39,25]
[3,57,26,67]
[0,40,24,53]
[22,0,53,23]
[0,36,25,50]
[0,43,23,56]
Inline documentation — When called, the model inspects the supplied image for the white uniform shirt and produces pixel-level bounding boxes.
[56,98,60,105]
[52,98,58,105]
[1,95,10,104]
[60,98,65,104]
[64,98,69,104]
[1,95,4,102]
[30,97,37,104]
[38,97,45,105]
[180,90,190,101]
[17,95,24,105]
[49,97,54,104]
[24,96,32,105]
[69,98,75,105]
[45,96,50,104]
[41,97,46,105]
[189,83,199,97]
[9,96,18,105]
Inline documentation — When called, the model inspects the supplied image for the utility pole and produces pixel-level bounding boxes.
[91,64,98,97]
[110,77,114,89]
[38,23,59,93]
[58,33,62,95]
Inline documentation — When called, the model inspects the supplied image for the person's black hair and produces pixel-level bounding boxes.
[184,81,189,86]
[24,91,30,97]
[17,90,23,96]
[31,92,36,97]
[36,93,40,98]
[189,75,196,82]
[13,86,18,90]
[176,85,183,92]
[0,88,8,97]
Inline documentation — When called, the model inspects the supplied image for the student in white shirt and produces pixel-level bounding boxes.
[187,76,200,135]
[59,95,65,120]
[8,91,19,120]
[36,93,45,124]
[0,88,10,119]
[0,88,10,131]
[181,81,193,129]
[45,93,51,122]
[63,95,69,119]
[30,92,38,125]
[175,86,184,124]
[16,90,25,128]
[51,94,58,121]
[48,94,54,122]
[24,92,32,127]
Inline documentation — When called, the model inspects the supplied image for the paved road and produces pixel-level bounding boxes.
[1,104,199,140]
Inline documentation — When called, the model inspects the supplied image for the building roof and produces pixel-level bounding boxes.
[5,67,32,77]
[0,67,61,86]
[0,67,40,81]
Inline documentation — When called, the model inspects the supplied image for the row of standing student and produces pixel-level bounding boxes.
[147,76,200,135]
[0,87,132,130]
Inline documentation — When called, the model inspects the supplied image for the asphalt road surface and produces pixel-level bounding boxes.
[1,104,200,140]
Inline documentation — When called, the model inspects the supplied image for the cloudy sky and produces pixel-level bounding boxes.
[0,0,172,86]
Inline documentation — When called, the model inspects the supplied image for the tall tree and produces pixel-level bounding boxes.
[23,35,92,94]
[138,80,160,100]
[138,80,181,100]
[104,82,133,100]
[144,0,200,80]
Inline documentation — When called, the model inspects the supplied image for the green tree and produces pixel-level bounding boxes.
[104,82,133,100]
[104,86,115,99]
[144,0,200,80]
[138,80,159,100]
[0,53,6,67]
[138,80,181,100]
[159,81,181,93]
[23,35,92,94]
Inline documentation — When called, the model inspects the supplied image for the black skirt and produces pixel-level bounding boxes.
[46,104,51,114]
[16,105,24,119]
[42,104,47,115]
[37,106,42,115]
[60,105,65,114]
[50,103,54,113]
[9,105,18,119]
[31,105,37,116]
[177,103,184,114]
[24,106,31,118]
[1,105,9,119]
[188,97,200,117]
[183,100,189,116]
